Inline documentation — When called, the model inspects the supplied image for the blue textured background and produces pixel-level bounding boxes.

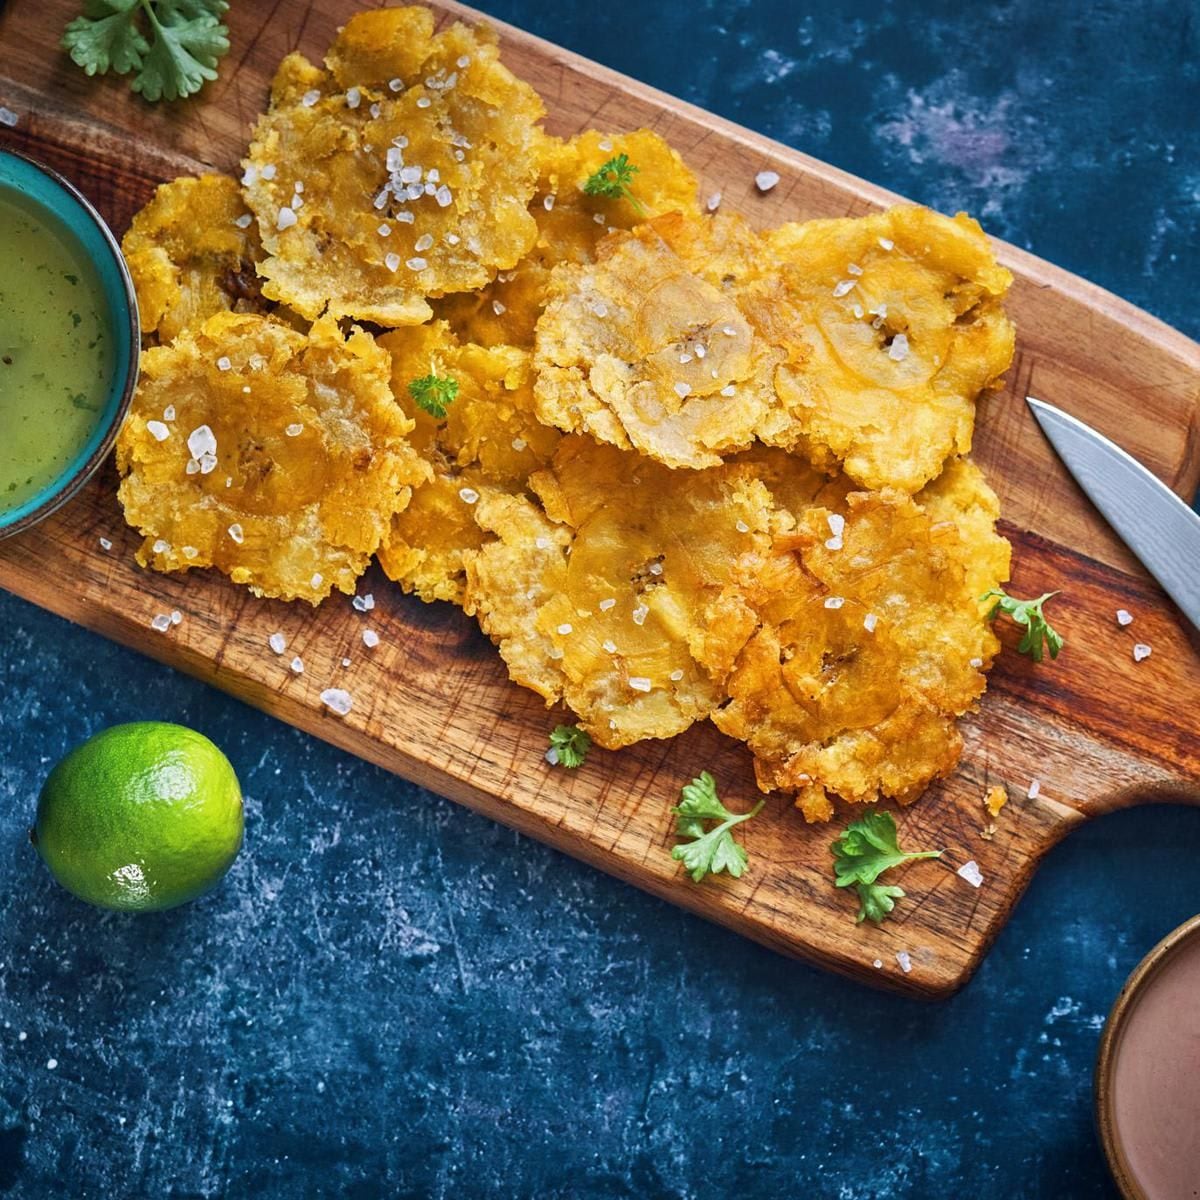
[2,1,1198,1195]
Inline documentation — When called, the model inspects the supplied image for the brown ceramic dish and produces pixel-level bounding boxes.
[1095,913,1200,1200]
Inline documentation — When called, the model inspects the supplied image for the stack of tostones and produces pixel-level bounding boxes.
[115,4,1016,824]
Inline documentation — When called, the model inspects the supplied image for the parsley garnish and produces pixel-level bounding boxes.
[981,588,1064,662]
[671,772,764,883]
[407,373,459,419]
[831,810,941,924]
[62,0,231,103]
[582,154,645,214]
[547,724,590,769]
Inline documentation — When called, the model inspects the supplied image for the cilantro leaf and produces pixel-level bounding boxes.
[831,810,941,924]
[582,154,645,214]
[408,373,459,419]
[854,881,906,925]
[61,0,229,101]
[981,588,1064,662]
[670,772,764,883]
[63,0,148,77]
[547,724,590,769]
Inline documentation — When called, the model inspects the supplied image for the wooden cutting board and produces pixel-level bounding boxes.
[1,0,1197,998]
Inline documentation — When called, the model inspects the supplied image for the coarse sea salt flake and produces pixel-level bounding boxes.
[1028,778,1041,800]
[170,611,182,626]
[99,537,113,551]
[228,523,244,544]
[556,623,573,635]
[631,605,649,626]
[415,233,434,252]
[878,237,894,251]
[459,487,480,504]
[384,253,401,272]
[492,300,506,315]
[346,87,361,108]
[153,539,170,554]
[320,688,353,716]
[146,420,170,442]
[216,356,232,372]
[896,951,913,973]
[969,656,983,668]
[847,263,863,276]
[602,639,617,654]
[310,573,323,589]
[824,596,845,609]
[377,223,391,237]
[511,437,527,452]
[234,213,253,229]
[163,405,175,421]
[302,89,321,107]
[276,206,297,231]
[150,614,172,633]
[755,170,780,192]
[864,613,878,633]
[888,333,910,362]
[407,257,427,271]
[735,519,750,533]
[268,632,286,655]
[1133,642,1152,662]
[957,860,984,888]
[261,164,277,180]
[187,425,217,459]
[832,279,856,298]
[363,630,380,648]
[628,677,652,693]
[285,423,303,437]
[0,107,18,128]
[1116,608,1133,626]
[544,746,560,766]
[669,669,684,682]
[598,598,616,611]
[706,191,722,211]
[290,656,304,674]
[673,381,691,398]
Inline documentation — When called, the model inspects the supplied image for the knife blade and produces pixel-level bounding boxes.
[1026,396,1200,632]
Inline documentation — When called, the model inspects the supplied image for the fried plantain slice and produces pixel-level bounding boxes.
[533,212,781,469]
[116,312,428,604]
[121,174,268,345]
[242,7,544,326]
[465,437,778,748]
[376,321,559,603]
[434,128,700,348]
[713,457,1010,821]
[760,205,1015,492]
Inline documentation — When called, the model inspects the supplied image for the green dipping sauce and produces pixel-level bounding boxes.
[0,189,116,513]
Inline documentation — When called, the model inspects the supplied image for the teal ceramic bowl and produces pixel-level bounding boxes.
[0,148,139,539]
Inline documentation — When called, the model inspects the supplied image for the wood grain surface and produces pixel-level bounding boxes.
[1,0,1197,998]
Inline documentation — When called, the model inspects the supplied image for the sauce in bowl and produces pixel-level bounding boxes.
[0,190,116,510]
[0,149,137,536]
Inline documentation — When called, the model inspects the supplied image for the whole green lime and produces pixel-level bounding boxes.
[32,722,243,912]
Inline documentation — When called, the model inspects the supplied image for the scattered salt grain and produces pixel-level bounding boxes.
[310,573,323,589]
[150,614,172,633]
[720,384,737,397]
[261,164,277,180]
[511,437,527,452]
[302,89,320,107]
[459,487,480,505]
[755,170,780,192]
[598,598,616,611]
[969,656,983,668]
[268,632,287,655]
[435,186,453,208]
[342,658,351,668]
[628,677,652,693]
[363,630,380,648]
[370,103,382,119]
[352,593,375,612]
[0,107,18,128]
[1116,608,1133,626]
[863,613,878,633]
[285,423,304,437]
[878,237,894,251]
[320,688,353,716]
[493,300,506,315]
[832,279,856,298]
[406,257,427,271]
[631,604,649,626]
[544,747,560,766]
[457,54,471,68]
[414,233,434,252]
[388,78,402,91]
[216,356,232,372]
[228,523,244,544]
[241,165,258,186]
[888,333,910,362]
[234,213,253,229]
[384,252,401,272]
[669,669,684,682]
[823,596,845,609]
[1133,642,1152,662]
[847,263,863,276]
[170,611,182,626]
[152,539,170,554]
[534,536,552,550]
[416,97,431,109]
[543,193,556,211]
[673,381,692,398]
[873,959,883,969]
[735,520,749,533]
[602,640,617,654]
[377,223,391,237]
[1028,778,1041,800]
[290,656,304,674]
[276,206,297,231]
[895,950,912,973]
[556,623,573,635]
[146,420,170,442]
[98,537,112,551]
[46,1059,57,1071]
[346,87,361,108]
[957,860,984,888]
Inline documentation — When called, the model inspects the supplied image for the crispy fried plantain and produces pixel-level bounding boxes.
[117,312,428,604]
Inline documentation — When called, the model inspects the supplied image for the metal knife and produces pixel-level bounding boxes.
[1026,396,1200,632]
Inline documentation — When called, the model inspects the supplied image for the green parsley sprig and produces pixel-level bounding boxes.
[547,724,590,769]
[981,588,1064,663]
[671,772,764,883]
[582,154,645,214]
[831,810,941,924]
[408,372,459,419]
[62,0,231,103]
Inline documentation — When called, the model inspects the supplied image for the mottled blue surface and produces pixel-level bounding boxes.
[1,1,1198,1196]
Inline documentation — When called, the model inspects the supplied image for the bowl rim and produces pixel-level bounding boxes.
[0,146,140,539]
[1094,912,1200,1200]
